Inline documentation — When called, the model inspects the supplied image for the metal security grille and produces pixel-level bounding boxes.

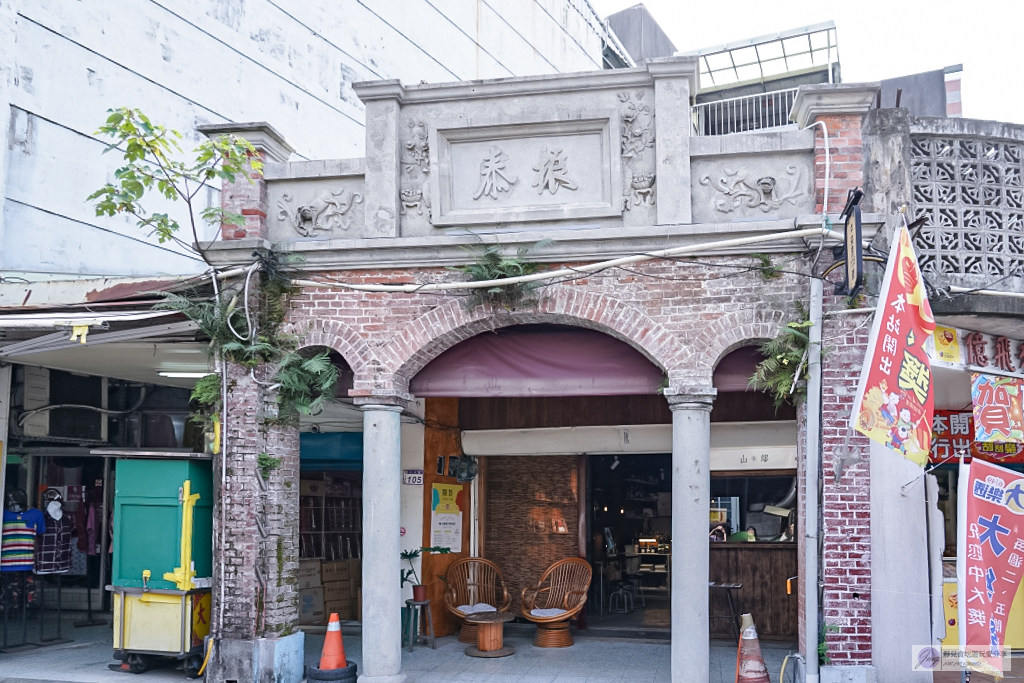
[912,135,1024,281]
[692,89,798,136]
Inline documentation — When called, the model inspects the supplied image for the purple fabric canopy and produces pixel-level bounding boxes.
[409,325,664,397]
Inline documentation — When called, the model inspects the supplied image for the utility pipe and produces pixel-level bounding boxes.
[947,285,1024,300]
[290,226,845,293]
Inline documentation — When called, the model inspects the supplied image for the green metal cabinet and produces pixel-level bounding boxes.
[112,459,213,590]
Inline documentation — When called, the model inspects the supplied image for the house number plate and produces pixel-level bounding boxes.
[403,469,424,485]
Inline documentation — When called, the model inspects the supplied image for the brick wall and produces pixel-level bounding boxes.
[218,361,301,639]
[814,114,866,215]
[219,150,269,240]
[819,307,872,664]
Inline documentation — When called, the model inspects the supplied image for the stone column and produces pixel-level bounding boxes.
[359,403,406,683]
[667,389,715,682]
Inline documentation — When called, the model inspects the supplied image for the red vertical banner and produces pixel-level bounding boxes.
[959,459,1024,673]
[852,224,937,466]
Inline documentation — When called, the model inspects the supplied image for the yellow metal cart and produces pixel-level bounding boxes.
[105,458,213,676]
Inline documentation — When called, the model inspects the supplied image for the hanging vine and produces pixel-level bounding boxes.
[748,303,815,408]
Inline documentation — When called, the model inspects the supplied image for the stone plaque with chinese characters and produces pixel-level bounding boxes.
[429,115,621,226]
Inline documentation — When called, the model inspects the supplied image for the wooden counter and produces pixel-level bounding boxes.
[709,542,797,640]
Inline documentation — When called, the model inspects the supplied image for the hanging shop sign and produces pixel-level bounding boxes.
[929,410,1024,464]
[835,189,864,297]
[957,459,1024,674]
[430,483,464,552]
[852,223,936,466]
[709,446,797,471]
[972,374,1024,443]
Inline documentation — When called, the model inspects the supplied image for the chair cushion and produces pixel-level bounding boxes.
[530,608,567,618]
[458,603,497,615]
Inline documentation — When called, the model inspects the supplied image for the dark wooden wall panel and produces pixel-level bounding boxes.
[421,398,467,638]
[709,544,798,639]
[459,392,793,431]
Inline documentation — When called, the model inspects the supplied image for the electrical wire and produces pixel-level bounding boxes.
[16,386,147,427]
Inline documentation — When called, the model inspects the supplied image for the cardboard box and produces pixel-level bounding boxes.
[298,559,322,590]
[321,560,351,583]
[323,579,353,602]
[300,480,326,497]
[349,558,361,582]
[325,598,356,621]
[299,587,325,624]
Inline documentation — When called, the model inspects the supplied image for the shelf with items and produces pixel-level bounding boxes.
[300,472,363,561]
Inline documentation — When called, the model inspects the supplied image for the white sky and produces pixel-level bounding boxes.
[590,0,1023,125]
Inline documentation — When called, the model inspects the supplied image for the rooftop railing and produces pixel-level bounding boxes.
[692,88,798,136]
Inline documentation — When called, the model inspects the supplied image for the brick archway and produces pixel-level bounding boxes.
[280,318,371,375]
[693,307,792,373]
[374,285,689,395]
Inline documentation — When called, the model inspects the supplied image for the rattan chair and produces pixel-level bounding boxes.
[520,557,592,647]
[442,558,511,643]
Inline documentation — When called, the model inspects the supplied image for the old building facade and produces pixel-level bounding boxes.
[196,57,913,683]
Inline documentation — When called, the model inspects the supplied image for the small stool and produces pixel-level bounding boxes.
[624,572,646,608]
[608,579,634,614]
[404,599,436,652]
[709,582,742,643]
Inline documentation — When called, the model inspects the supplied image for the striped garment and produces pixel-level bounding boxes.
[2,509,46,572]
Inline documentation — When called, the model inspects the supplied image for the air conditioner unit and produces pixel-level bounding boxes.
[20,366,109,443]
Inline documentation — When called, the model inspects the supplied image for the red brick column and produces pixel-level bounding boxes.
[197,122,294,242]
[792,82,879,667]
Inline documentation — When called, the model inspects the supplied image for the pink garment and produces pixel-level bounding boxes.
[410,325,663,397]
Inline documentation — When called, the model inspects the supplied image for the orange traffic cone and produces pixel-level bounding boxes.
[320,613,347,670]
[735,613,770,683]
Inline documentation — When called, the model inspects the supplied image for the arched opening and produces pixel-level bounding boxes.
[404,323,676,644]
[293,347,364,625]
[709,345,799,649]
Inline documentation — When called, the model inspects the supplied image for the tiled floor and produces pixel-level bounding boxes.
[0,615,796,682]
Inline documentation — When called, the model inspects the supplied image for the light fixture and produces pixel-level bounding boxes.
[610,456,620,470]
[620,509,624,514]
[157,371,215,378]
[603,506,608,512]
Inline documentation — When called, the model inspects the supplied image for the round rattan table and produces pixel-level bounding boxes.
[463,611,515,658]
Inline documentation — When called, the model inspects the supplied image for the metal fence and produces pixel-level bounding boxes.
[692,89,798,136]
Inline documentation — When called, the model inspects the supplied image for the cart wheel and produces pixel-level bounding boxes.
[127,654,150,674]
[184,654,204,679]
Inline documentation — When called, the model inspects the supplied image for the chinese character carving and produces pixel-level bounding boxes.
[532,145,577,195]
[472,146,518,200]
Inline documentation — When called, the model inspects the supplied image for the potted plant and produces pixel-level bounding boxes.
[401,546,450,602]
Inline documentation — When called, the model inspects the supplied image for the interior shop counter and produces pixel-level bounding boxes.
[709,542,797,640]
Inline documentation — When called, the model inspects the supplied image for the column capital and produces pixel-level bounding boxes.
[197,121,294,163]
[358,404,404,413]
[665,388,717,411]
[790,82,881,128]
[352,393,410,410]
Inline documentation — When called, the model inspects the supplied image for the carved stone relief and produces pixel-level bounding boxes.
[277,188,363,236]
[400,120,430,217]
[532,145,578,195]
[473,145,518,200]
[700,165,804,214]
[619,91,656,211]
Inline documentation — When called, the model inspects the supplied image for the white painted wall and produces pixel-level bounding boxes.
[0,0,619,279]
[399,397,426,604]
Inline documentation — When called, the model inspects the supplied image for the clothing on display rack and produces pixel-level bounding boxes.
[2,508,46,572]
[35,495,72,575]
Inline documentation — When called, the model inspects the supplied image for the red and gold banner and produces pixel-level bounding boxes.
[930,410,1024,464]
[972,373,1024,443]
[959,459,1024,674]
[852,224,936,466]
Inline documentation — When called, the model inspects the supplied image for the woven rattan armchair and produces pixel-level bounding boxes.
[520,557,592,647]
[442,558,512,643]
